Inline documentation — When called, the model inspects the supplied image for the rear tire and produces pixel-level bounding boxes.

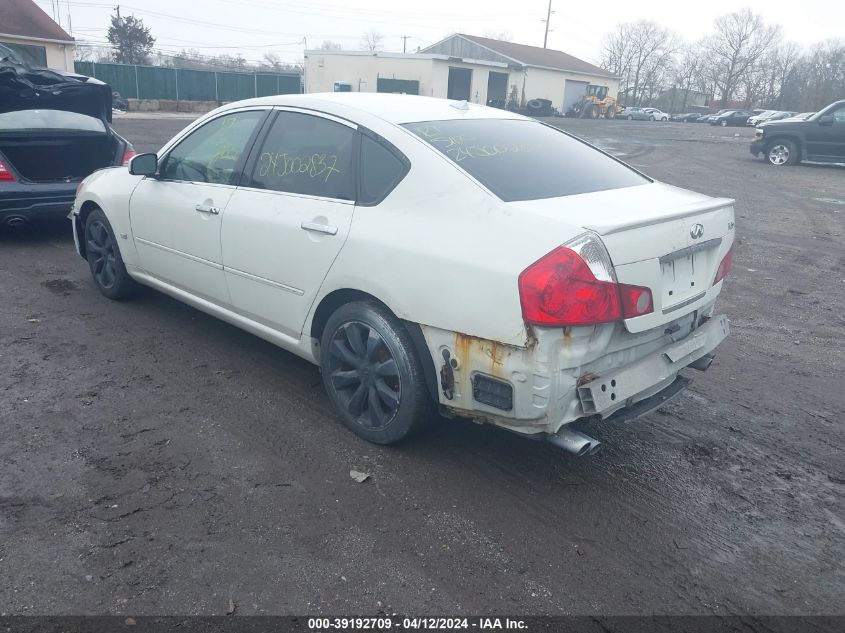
[766,140,799,166]
[84,208,139,300]
[320,301,433,444]
[720,119,728,127]
[627,115,633,120]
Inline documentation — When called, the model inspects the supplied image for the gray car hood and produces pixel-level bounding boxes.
[0,54,112,123]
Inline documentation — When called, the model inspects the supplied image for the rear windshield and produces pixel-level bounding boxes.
[0,109,106,133]
[402,119,648,202]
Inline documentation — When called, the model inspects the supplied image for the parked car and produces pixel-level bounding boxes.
[701,109,731,123]
[71,93,734,455]
[746,110,778,126]
[0,59,135,228]
[786,112,815,121]
[619,107,651,120]
[710,110,753,126]
[765,111,797,122]
[643,108,669,121]
[671,112,703,122]
[751,100,845,166]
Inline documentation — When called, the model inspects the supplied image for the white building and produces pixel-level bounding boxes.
[0,0,75,71]
[304,33,619,114]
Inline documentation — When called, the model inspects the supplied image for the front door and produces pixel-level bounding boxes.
[129,109,267,305]
[221,110,358,338]
[806,104,845,160]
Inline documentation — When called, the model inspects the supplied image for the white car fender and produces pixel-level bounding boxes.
[74,167,144,268]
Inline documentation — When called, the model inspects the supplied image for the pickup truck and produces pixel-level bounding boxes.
[751,100,845,166]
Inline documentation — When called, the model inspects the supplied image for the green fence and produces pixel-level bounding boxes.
[73,61,301,102]
[376,77,420,95]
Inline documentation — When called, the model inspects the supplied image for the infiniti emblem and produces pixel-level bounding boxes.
[690,223,704,239]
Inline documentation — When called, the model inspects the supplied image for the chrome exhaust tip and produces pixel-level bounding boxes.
[548,427,602,457]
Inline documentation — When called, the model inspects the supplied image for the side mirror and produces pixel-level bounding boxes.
[818,115,834,126]
[129,153,158,176]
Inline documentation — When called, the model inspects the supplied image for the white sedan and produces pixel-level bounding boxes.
[643,108,670,121]
[71,93,733,456]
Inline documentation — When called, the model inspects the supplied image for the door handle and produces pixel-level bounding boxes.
[301,221,338,235]
[195,204,220,215]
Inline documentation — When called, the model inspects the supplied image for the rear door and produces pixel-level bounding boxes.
[129,109,267,305]
[806,104,845,160]
[220,109,358,338]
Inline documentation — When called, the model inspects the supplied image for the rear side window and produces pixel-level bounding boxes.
[162,110,264,185]
[358,134,409,205]
[403,119,649,202]
[248,111,356,200]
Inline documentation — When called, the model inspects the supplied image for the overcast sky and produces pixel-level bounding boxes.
[37,0,844,66]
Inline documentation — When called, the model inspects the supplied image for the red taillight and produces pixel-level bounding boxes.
[519,246,622,326]
[122,149,137,166]
[619,283,654,319]
[519,241,654,327]
[0,160,16,182]
[713,245,734,285]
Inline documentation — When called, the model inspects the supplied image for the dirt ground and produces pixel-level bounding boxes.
[1,115,842,617]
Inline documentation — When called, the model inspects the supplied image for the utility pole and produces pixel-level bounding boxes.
[542,0,553,49]
[401,35,410,53]
[115,4,120,19]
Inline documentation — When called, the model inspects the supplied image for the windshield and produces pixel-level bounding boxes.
[0,109,106,133]
[403,118,650,202]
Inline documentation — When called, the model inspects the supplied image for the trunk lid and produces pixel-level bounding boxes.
[0,59,112,122]
[510,182,735,333]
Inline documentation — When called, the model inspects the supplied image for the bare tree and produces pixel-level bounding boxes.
[600,21,676,106]
[319,40,343,51]
[360,30,384,53]
[482,30,513,41]
[672,43,705,111]
[704,9,781,107]
[262,52,282,70]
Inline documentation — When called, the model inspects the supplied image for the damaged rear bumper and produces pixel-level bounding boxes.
[577,314,729,417]
[420,308,730,435]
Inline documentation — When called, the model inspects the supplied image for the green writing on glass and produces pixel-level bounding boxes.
[411,124,531,162]
[258,152,341,182]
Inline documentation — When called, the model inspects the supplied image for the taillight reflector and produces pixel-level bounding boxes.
[122,149,138,166]
[619,284,654,318]
[713,245,734,285]
[0,160,16,182]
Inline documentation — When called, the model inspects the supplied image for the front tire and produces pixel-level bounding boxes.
[766,140,799,166]
[627,115,633,120]
[720,119,728,127]
[84,208,139,299]
[320,301,433,444]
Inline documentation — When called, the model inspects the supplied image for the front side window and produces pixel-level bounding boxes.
[248,111,356,200]
[403,118,649,202]
[831,106,845,122]
[161,110,265,184]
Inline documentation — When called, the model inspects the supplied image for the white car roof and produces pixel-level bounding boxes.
[218,92,525,125]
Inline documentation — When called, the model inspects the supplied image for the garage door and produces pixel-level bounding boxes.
[447,67,472,101]
[563,80,589,113]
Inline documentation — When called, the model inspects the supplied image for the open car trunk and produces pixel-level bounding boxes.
[0,130,118,182]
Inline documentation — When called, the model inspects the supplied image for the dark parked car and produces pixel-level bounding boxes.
[671,112,703,122]
[0,59,134,227]
[751,100,845,166]
[710,110,753,126]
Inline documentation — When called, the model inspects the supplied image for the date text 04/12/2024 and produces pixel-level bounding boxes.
[307,617,528,630]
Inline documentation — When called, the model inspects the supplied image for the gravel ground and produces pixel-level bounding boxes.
[1,115,843,617]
